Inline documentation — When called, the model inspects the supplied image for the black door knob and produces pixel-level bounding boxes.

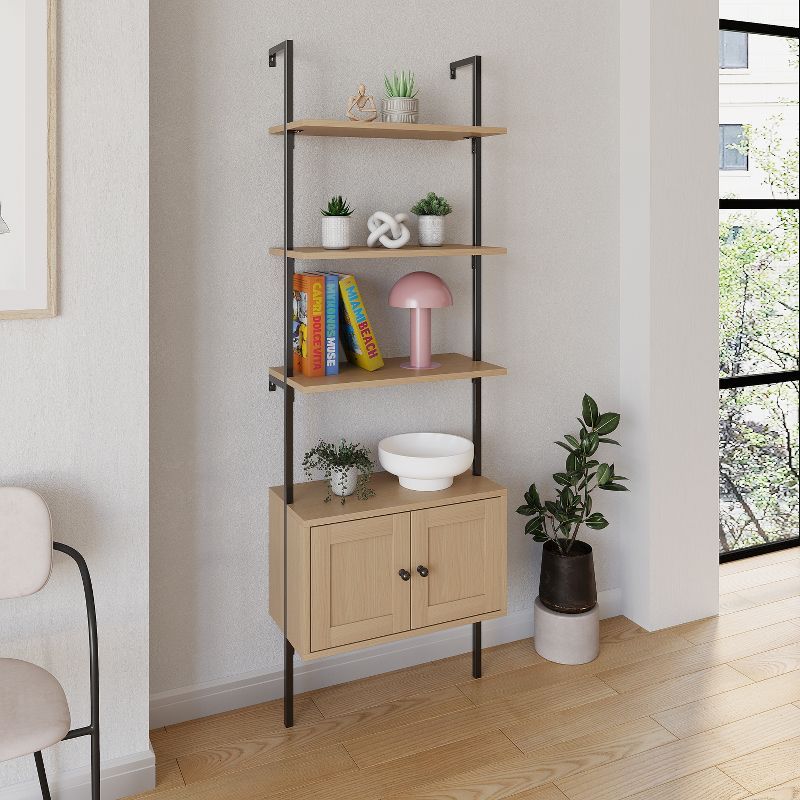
[398,569,411,581]
[417,565,429,577]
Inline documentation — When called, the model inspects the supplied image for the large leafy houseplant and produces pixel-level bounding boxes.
[517,394,629,555]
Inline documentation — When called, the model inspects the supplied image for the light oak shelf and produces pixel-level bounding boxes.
[268,119,507,141]
[268,352,507,394]
[271,471,506,527]
[269,244,507,260]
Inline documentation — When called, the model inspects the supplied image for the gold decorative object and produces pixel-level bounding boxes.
[346,84,377,122]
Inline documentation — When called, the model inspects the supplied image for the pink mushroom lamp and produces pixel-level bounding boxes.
[389,271,453,370]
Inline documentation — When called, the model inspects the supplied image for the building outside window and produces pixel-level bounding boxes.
[719,124,748,170]
[720,30,749,68]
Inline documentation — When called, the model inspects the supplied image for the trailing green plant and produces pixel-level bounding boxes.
[384,70,418,98]
[410,192,452,217]
[516,394,629,555]
[321,196,354,217]
[302,439,375,503]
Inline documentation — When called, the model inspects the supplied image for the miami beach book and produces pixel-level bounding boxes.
[335,273,384,372]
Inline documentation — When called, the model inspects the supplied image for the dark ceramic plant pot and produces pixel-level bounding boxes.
[539,539,597,614]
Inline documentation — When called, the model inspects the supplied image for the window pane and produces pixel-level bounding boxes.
[720,381,800,554]
[720,31,749,68]
[720,209,799,377]
[720,124,748,169]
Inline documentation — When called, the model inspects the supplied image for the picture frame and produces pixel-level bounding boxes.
[0,0,57,319]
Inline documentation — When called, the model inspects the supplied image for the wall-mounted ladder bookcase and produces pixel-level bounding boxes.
[268,40,508,728]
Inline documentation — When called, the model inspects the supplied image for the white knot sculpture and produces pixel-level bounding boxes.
[367,211,411,249]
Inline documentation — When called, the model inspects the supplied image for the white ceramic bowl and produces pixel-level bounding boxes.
[378,433,474,491]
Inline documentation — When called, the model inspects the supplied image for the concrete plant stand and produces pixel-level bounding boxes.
[533,596,600,664]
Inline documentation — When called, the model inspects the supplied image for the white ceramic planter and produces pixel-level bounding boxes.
[381,97,418,123]
[378,433,473,491]
[321,216,351,250]
[417,215,445,247]
[330,466,359,497]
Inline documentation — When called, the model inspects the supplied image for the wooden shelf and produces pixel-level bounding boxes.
[268,119,507,141]
[271,470,506,527]
[269,352,506,394]
[268,244,506,260]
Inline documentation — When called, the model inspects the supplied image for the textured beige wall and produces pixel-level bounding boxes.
[150,0,620,694]
[0,0,150,789]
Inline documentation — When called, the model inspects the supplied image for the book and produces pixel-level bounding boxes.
[291,273,305,375]
[303,273,326,377]
[335,273,384,371]
[322,272,339,375]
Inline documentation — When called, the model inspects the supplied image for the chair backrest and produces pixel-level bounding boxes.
[0,487,53,599]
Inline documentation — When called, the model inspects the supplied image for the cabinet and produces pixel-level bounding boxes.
[270,472,507,660]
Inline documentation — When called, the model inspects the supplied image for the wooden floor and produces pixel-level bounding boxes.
[131,548,800,800]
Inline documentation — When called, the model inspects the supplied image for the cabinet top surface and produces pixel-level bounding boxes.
[270,471,506,526]
[268,119,507,141]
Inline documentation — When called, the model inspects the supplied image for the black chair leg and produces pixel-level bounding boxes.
[91,729,100,800]
[33,751,51,800]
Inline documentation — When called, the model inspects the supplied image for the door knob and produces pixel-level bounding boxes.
[416,565,429,578]
[398,569,411,581]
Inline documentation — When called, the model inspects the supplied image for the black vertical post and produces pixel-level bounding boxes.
[269,39,295,728]
[451,55,483,680]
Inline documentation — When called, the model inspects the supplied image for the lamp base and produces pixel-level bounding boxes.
[399,361,441,370]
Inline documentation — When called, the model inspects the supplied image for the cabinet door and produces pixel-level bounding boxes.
[411,497,505,629]
[311,514,411,651]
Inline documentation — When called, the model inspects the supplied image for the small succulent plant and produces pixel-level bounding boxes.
[384,70,418,99]
[411,192,453,217]
[321,196,354,216]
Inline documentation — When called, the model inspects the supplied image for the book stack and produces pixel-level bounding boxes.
[292,272,384,377]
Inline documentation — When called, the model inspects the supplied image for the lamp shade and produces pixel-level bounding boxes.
[388,271,453,309]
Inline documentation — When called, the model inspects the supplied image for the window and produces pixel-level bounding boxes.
[718,18,799,563]
[719,124,748,170]
[720,30,749,68]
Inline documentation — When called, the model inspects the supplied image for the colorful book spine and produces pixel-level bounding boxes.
[322,273,339,375]
[337,274,384,371]
[304,273,326,377]
[291,273,305,376]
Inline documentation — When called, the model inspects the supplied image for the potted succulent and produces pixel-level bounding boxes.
[302,439,375,504]
[321,196,354,250]
[382,70,419,123]
[411,192,452,247]
[516,394,629,614]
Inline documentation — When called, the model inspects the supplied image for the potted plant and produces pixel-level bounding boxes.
[302,439,375,504]
[382,70,419,123]
[321,196,353,250]
[411,192,452,247]
[516,394,629,614]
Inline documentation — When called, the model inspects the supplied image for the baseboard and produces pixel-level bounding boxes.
[0,748,155,800]
[151,589,621,728]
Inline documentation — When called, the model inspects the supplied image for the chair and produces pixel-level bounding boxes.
[0,488,99,800]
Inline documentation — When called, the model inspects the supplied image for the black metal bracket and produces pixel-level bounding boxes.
[53,542,100,800]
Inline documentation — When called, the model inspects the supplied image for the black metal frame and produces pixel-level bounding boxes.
[269,42,489,725]
[718,19,800,563]
[32,543,100,800]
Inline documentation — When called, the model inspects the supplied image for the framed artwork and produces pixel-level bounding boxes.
[0,0,57,319]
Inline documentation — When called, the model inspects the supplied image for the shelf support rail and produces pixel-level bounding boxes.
[269,38,296,728]
[451,54,483,679]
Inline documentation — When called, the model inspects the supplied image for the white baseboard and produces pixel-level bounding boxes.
[151,590,621,728]
[0,748,154,800]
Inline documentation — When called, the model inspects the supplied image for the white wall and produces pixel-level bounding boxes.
[0,1,151,795]
[150,0,621,699]
[619,0,720,630]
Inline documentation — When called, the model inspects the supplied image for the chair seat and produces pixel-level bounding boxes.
[0,659,70,761]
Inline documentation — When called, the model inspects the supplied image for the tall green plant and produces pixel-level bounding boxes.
[384,70,418,98]
[516,394,629,555]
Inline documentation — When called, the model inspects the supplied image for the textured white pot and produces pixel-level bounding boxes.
[533,597,600,664]
[381,97,419,123]
[330,466,359,497]
[417,215,445,246]
[321,216,351,250]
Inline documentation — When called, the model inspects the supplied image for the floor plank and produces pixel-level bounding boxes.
[731,641,800,681]
[719,549,799,576]
[503,664,750,752]
[719,736,800,794]
[652,671,800,738]
[598,622,800,693]
[738,577,800,608]
[622,767,748,800]
[743,777,800,799]
[384,717,675,800]
[719,561,800,595]
[177,685,471,783]
[555,704,800,800]
[720,591,759,615]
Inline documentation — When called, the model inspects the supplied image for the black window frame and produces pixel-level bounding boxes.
[718,18,800,563]
[720,30,749,69]
[719,123,748,171]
